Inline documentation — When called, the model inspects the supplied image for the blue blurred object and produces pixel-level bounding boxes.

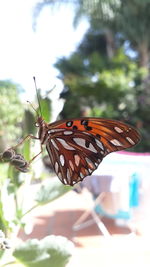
[129,173,140,208]
[95,204,131,220]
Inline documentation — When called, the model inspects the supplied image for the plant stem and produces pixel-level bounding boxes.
[14,191,18,215]
[21,203,39,218]
[1,261,17,266]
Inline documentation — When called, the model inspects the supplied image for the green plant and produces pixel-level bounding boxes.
[0,147,72,266]
[0,90,73,266]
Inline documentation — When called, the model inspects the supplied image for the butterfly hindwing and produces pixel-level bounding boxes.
[46,129,106,185]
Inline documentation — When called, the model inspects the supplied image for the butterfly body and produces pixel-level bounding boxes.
[35,116,141,186]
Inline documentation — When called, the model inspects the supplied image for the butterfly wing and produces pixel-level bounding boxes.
[46,117,141,186]
[46,129,105,186]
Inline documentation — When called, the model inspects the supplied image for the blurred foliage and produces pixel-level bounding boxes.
[55,39,146,151]
[35,178,71,205]
[0,155,72,266]
[0,79,52,152]
[56,45,145,119]
[0,81,24,150]
[34,0,150,57]
[33,0,150,152]
[13,236,73,267]
[34,0,150,71]
[23,110,36,136]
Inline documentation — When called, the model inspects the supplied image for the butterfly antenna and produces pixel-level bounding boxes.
[27,100,37,113]
[33,76,43,117]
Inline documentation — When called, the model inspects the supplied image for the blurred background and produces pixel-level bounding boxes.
[0,0,150,266]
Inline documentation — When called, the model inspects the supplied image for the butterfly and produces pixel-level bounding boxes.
[14,78,140,186]
[32,116,140,186]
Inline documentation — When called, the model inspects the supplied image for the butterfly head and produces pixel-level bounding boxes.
[35,116,45,127]
[35,116,49,144]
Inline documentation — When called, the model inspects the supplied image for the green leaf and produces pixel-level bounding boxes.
[35,178,71,205]
[7,182,15,194]
[22,140,30,162]
[23,110,36,135]
[13,235,74,267]
[7,165,24,189]
[0,250,4,260]
[38,97,52,123]
[0,192,10,233]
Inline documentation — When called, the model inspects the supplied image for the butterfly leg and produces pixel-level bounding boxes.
[13,135,43,164]
[29,145,43,164]
[11,134,39,149]
[6,135,40,166]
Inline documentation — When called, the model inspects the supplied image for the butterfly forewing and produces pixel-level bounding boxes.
[45,118,140,186]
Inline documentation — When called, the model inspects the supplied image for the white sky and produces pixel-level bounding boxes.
[0,0,89,116]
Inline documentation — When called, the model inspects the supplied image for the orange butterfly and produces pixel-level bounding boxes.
[34,116,140,186]
[13,78,141,186]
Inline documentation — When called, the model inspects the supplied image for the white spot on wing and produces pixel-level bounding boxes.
[88,143,97,153]
[58,172,62,181]
[66,168,71,184]
[126,136,135,145]
[60,154,65,166]
[110,139,123,146]
[88,169,93,174]
[74,154,80,166]
[56,138,75,150]
[64,131,73,135]
[48,128,65,133]
[114,127,123,133]
[69,160,74,171]
[95,162,99,167]
[95,139,104,150]
[84,168,89,176]
[73,138,85,147]
[85,157,96,170]
[73,138,97,153]
[82,131,92,136]
[66,121,72,127]
[80,172,84,179]
[51,139,59,150]
[55,162,59,173]
[63,178,68,185]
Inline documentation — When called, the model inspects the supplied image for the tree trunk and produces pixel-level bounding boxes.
[138,42,150,69]
[105,30,116,59]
